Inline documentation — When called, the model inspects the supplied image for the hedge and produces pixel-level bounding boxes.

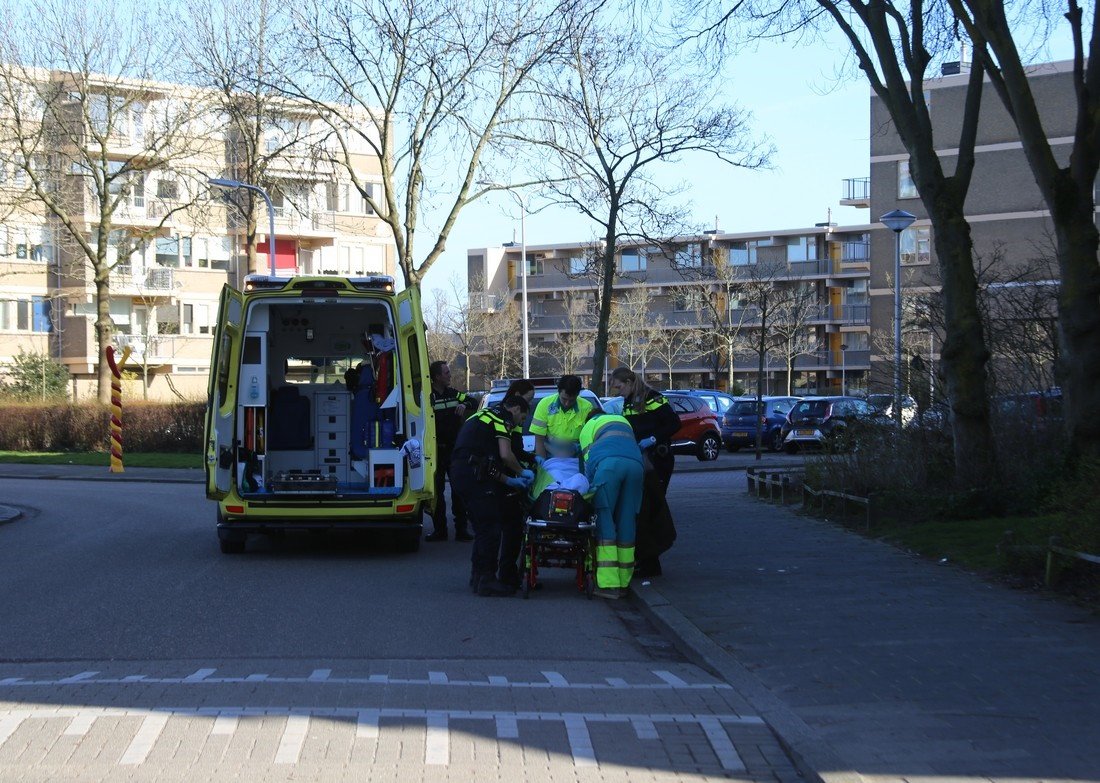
[0,402,205,453]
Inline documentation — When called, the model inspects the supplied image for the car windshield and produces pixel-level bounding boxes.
[731,401,761,416]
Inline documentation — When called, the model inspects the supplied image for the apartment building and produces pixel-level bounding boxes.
[865,59,1077,399]
[0,68,394,401]
[466,216,874,393]
[466,58,1074,397]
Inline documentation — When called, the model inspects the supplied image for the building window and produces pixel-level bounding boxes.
[568,256,587,275]
[787,236,818,262]
[675,244,702,268]
[156,178,179,200]
[620,248,646,273]
[900,226,931,265]
[673,289,707,312]
[0,298,50,332]
[527,255,544,276]
[156,236,190,267]
[182,303,211,335]
[361,183,375,215]
[898,160,917,198]
[729,241,758,266]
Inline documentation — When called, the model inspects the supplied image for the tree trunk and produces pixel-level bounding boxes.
[926,196,997,489]
[95,274,113,405]
[1053,201,1100,461]
[589,223,618,396]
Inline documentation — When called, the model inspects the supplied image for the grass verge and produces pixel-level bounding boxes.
[872,514,1057,573]
[0,451,201,469]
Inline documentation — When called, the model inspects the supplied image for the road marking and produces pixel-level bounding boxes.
[0,667,730,691]
[58,671,98,684]
[425,711,449,765]
[355,709,379,739]
[119,714,169,765]
[699,716,746,773]
[63,713,99,736]
[563,714,597,767]
[274,713,310,764]
[630,717,659,739]
[211,713,239,735]
[0,712,28,747]
[0,705,766,769]
[653,670,689,687]
[495,716,519,739]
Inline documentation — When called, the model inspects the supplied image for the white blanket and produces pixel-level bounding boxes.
[541,456,589,494]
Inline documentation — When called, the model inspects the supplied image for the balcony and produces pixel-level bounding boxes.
[840,177,870,208]
[109,265,176,295]
[839,241,871,265]
[468,292,504,312]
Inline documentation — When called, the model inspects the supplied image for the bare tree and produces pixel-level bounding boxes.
[281,0,587,290]
[648,322,705,388]
[769,280,822,395]
[609,286,661,372]
[0,0,209,403]
[675,245,758,388]
[541,289,599,376]
[518,16,771,394]
[946,0,1100,461]
[684,0,997,488]
[176,0,319,282]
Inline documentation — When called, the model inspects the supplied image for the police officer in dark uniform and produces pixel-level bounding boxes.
[608,366,680,577]
[427,361,471,541]
[450,393,534,597]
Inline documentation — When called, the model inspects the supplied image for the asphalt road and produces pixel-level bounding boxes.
[0,477,802,782]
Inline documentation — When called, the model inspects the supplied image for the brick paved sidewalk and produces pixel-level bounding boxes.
[631,471,1100,783]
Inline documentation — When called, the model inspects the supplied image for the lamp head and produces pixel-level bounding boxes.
[209,177,244,189]
[880,209,916,233]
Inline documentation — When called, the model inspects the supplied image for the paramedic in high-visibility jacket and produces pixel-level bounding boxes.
[530,375,593,459]
[450,394,533,597]
[579,412,644,600]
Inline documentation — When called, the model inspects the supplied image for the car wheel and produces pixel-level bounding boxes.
[697,433,720,461]
[768,429,785,452]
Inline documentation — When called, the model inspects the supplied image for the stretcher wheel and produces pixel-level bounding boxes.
[584,573,595,599]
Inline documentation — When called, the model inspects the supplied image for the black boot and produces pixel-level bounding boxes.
[476,575,515,597]
[454,525,473,542]
[425,528,448,542]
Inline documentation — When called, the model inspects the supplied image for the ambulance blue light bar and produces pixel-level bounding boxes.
[242,273,396,293]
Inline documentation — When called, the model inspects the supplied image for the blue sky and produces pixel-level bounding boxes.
[421,35,874,300]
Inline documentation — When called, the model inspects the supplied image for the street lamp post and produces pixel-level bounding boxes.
[490,188,529,379]
[209,178,277,277]
[840,343,848,396]
[880,209,916,428]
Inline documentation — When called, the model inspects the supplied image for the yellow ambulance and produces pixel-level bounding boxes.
[203,274,435,553]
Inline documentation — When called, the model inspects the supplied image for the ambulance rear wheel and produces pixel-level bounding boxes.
[217,510,246,554]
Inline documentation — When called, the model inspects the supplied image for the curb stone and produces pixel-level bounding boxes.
[629,579,864,783]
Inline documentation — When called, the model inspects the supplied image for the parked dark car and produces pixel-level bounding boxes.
[665,392,722,461]
[781,396,879,453]
[867,393,917,425]
[665,388,738,417]
[722,396,800,452]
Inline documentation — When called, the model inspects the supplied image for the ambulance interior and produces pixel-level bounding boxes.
[236,299,407,496]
